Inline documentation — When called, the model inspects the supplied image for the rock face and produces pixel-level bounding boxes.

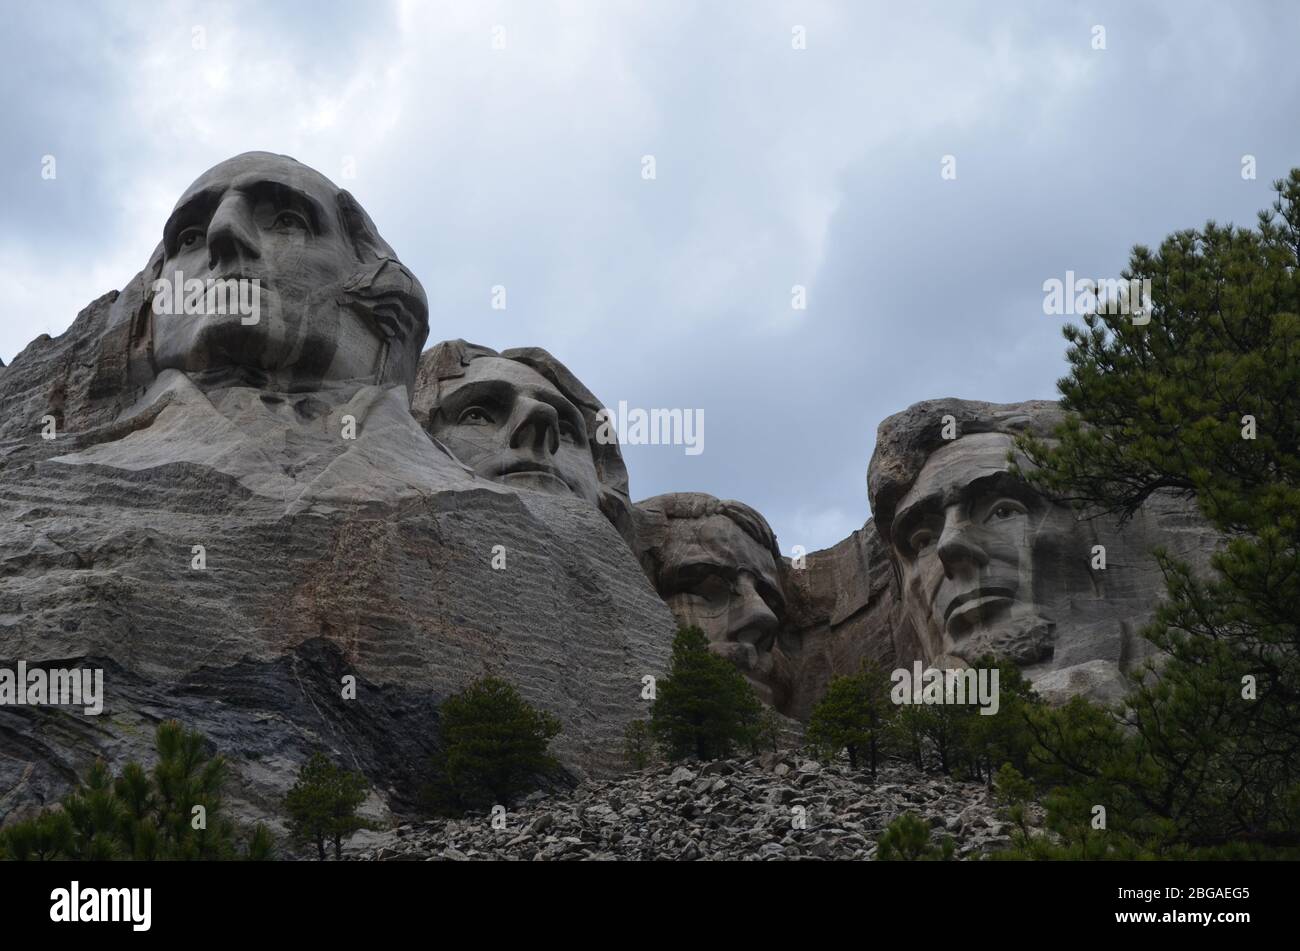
[778,399,1221,710]
[775,519,912,721]
[0,154,675,833]
[350,753,1021,861]
[633,493,789,708]
[0,153,1223,851]
[413,339,638,548]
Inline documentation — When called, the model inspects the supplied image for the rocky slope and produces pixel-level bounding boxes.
[350,752,1023,861]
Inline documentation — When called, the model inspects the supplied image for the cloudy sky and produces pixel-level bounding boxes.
[3,0,1298,552]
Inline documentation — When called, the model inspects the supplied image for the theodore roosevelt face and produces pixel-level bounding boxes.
[651,512,785,702]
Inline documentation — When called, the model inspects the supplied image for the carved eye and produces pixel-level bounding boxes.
[178,227,204,249]
[457,407,494,426]
[910,529,934,552]
[987,500,1027,521]
[272,210,309,231]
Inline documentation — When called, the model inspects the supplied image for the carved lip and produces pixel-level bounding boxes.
[498,459,562,478]
[944,586,1016,626]
[497,460,571,491]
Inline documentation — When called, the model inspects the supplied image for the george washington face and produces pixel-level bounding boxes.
[425,356,602,504]
[151,153,393,389]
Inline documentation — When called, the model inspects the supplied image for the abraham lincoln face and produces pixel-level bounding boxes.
[890,433,1083,667]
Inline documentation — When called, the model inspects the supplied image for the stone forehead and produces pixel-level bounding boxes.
[868,398,1065,543]
[455,354,565,396]
[175,152,341,212]
[635,491,781,575]
[662,511,777,568]
[896,432,1019,514]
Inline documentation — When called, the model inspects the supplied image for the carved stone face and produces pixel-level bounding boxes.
[151,153,382,387]
[890,432,1090,668]
[653,513,785,700]
[426,356,602,503]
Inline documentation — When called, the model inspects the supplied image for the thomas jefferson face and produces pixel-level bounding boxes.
[890,432,1068,667]
[426,356,602,503]
[151,153,383,387]
[654,514,785,699]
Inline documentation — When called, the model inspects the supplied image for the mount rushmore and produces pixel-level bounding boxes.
[0,152,1218,828]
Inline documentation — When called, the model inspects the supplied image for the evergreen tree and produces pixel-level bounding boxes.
[622,719,654,770]
[993,763,1036,846]
[0,720,272,861]
[876,812,954,861]
[890,703,929,771]
[749,706,783,756]
[285,752,371,860]
[806,662,894,775]
[425,676,561,814]
[150,720,232,859]
[0,810,73,862]
[649,625,763,761]
[62,759,123,860]
[1016,171,1300,851]
[960,658,1041,787]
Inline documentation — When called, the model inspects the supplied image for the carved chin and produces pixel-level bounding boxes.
[948,615,1055,666]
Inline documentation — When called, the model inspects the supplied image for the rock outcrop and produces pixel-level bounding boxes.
[0,153,1224,849]
[775,519,912,721]
[779,398,1221,710]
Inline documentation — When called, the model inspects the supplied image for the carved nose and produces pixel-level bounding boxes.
[508,398,559,455]
[729,574,779,645]
[936,509,988,577]
[206,194,261,271]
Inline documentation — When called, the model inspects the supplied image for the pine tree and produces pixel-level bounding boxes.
[807,662,894,775]
[62,759,123,860]
[649,625,763,761]
[876,812,954,861]
[285,752,371,860]
[150,720,231,859]
[425,676,561,814]
[993,763,1035,845]
[1016,170,1300,851]
[622,719,654,770]
[960,658,1041,787]
[0,720,271,861]
[0,810,73,861]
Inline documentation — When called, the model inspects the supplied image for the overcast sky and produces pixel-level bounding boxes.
[3,1,1299,552]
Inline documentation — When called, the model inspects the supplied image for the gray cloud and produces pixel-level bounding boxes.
[3,0,1298,551]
